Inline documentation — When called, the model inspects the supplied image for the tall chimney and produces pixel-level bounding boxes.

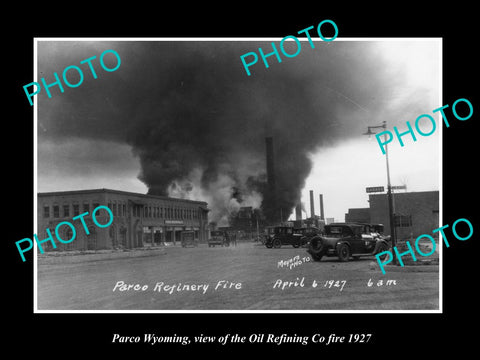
[319,194,325,220]
[265,137,275,191]
[265,136,277,223]
[295,204,302,221]
[309,190,315,218]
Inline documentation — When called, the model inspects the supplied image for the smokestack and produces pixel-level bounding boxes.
[309,190,315,218]
[295,204,302,221]
[265,137,275,191]
[319,194,325,220]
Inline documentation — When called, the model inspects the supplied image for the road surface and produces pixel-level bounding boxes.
[36,242,439,311]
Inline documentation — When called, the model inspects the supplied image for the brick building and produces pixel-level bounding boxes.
[345,208,370,223]
[368,190,439,240]
[37,188,209,251]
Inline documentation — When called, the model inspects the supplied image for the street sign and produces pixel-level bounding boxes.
[391,185,407,191]
[366,186,385,193]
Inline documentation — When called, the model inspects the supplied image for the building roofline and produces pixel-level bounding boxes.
[37,188,208,205]
[368,190,439,196]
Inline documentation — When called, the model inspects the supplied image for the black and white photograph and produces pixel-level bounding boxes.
[6,5,480,356]
[34,38,441,312]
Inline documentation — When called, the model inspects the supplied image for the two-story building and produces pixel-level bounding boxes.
[37,188,209,251]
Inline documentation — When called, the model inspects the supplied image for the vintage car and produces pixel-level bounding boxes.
[264,226,304,248]
[307,222,390,262]
[294,226,322,247]
[181,231,198,248]
[208,230,229,247]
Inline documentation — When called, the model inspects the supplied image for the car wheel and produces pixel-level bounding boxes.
[337,243,350,262]
[266,243,273,248]
[310,252,323,261]
[308,237,324,252]
[375,242,389,260]
[272,239,282,248]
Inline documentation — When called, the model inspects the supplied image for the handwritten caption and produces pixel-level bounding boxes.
[113,280,241,294]
[277,255,311,269]
[113,278,397,294]
[273,277,347,291]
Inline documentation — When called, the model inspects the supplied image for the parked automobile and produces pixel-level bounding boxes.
[294,227,322,247]
[208,230,230,247]
[307,223,390,262]
[264,226,303,248]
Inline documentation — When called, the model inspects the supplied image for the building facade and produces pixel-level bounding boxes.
[345,208,370,223]
[37,189,209,251]
[369,190,439,240]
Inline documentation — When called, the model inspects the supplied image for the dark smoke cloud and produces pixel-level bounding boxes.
[38,40,433,224]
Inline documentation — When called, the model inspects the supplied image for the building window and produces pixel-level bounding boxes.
[73,204,79,216]
[83,203,90,213]
[113,203,117,216]
[395,214,412,227]
[53,205,59,218]
[123,204,126,217]
[63,205,70,218]
[43,206,50,218]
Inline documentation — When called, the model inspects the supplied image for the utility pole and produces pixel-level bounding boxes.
[363,121,397,264]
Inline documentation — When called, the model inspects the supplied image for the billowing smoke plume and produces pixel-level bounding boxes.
[38,40,430,224]
[124,41,388,224]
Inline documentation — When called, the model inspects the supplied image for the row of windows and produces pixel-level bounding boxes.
[42,201,204,221]
[132,204,202,220]
[43,202,103,219]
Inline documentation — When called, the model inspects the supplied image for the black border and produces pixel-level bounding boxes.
[7,5,478,355]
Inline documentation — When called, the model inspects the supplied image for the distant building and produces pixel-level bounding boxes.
[227,206,264,240]
[369,190,439,240]
[325,217,335,225]
[37,188,209,251]
[345,208,370,223]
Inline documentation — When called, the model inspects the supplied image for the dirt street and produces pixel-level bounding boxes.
[36,242,439,311]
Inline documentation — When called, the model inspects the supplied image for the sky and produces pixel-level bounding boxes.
[299,39,441,221]
[36,38,441,224]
